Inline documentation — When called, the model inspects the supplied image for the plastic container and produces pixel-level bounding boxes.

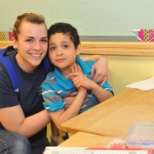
[126,122,154,149]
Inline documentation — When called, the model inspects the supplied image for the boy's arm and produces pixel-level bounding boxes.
[48,88,87,130]
[81,55,108,85]
[89,81,113,102]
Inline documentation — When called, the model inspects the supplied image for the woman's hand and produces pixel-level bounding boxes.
[63,92,77,109]
[81,55,108,85]
[64,92,89,110]
[91,56,108,85]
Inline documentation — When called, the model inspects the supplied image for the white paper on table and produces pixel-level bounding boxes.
[126,77,154,90]
[43,146,150,154]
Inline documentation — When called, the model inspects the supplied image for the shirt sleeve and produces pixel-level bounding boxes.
[0,63,19,108]
[101,81,114,95]
[41,81,65,112]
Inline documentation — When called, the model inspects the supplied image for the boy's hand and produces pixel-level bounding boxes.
[68,63,95,90]
[69,72,94,90]
[68,64,82,88]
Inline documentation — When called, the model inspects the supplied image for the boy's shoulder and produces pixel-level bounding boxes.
[45,71,55,81]
[77,57,96,68]
[85,60,96,66]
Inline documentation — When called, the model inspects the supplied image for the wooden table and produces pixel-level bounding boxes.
[60,88,154,138]
[59,132,117,148]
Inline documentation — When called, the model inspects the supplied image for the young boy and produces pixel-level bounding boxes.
[41,22,113,130]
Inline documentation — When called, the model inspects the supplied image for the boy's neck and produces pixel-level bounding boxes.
[58,62,79,79]
[61,70,71,79]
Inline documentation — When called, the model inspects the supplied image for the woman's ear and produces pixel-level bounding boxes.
[76,44,81,56]
[12,37,18,49]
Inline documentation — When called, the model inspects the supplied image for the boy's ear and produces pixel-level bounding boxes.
[12,37,18,49]
[76,44,81,56]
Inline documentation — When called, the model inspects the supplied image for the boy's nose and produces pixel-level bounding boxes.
[56,49,63,55]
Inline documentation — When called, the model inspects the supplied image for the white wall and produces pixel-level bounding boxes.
[0,0,154,36]
[1,0,154,95]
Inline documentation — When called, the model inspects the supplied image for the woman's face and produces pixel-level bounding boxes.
[13,21,48,72]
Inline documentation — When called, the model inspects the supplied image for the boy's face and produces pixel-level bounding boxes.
[48,33,80,72]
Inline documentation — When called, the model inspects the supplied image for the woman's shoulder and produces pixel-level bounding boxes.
[0,62,12,91]
[0,62,9,76]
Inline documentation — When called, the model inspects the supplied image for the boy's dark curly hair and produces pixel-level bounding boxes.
[48,22,80,49]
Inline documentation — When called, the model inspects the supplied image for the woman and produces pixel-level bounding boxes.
[0,13,108,154]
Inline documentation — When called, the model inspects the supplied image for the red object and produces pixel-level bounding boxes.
[8,31,13,41]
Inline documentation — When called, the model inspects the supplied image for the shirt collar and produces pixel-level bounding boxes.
[53,57,91,88]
